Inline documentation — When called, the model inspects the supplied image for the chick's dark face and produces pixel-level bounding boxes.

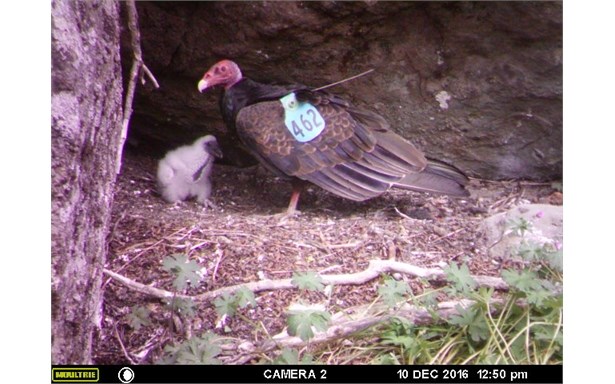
[204,139,223,159]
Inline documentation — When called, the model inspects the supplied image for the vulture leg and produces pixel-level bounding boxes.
[286,179,306,215]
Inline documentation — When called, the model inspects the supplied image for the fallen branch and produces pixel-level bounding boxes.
[258,299,481,353]
[104,260,517,363]
[117,0,160,174]
[219,298,510,362]
[104,268,182,299]
[103,259,509,302]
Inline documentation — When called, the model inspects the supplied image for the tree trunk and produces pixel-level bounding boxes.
[51,0,123,364]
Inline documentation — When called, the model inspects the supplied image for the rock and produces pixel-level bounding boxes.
[539,191,563,205]
[404,207,434,221]
[481,204,562,259]
[123,2,562,181]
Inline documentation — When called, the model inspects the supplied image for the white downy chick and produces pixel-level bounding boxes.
[157,135,223,205]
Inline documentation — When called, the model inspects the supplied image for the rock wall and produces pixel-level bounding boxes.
[125,1,562,180]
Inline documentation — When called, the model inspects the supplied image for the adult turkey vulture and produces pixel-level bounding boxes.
[197,60,469,214]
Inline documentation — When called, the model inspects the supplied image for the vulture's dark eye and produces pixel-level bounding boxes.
[220,66,227,73]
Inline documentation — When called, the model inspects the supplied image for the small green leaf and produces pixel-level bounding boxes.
[158,333,221,365]
[178,333,221,365]
[371,354,401,365]
[271,348,314,365]
[127,305,152,331]
[448,305,489,342]
[161,254,203,291]
[287,304,331,341]
[507,217,534,237]
[273,348,300,365]
[544,248,563,272]
[448,306,473,327]
[235,287,257,309]
[213,288,256,318]
[444,263,477,295]
[291,271,325,292]
[551,181,563,192]
[501,269,543,293]
[533,324,563,346]
[163,297,197,318]
[214,292,238,317]
[517,241,548,261]
[378,278,410,307]
[158,344,181,364]
[277,348,301,364]
[525,286,552,307]
[416,290,439,309]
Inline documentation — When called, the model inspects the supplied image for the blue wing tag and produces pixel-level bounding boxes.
[280,93,326,142]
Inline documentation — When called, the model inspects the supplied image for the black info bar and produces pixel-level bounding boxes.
[52,364,562,384]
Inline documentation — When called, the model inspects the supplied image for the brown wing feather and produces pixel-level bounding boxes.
[236,92,431,201]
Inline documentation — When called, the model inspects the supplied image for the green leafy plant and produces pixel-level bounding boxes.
[377,316,464,364]
[444,262,477,295]
[378,277,411,307]
[343,239,563,365]
[127,305,152,331]
[163,297,198,318]
[544,248,563,273]
[214,292,239,318]
[551,181,563,192]
[161,254,202,291]
[380,317,419,353]
[291,271,325,292]
[234,286,257,308]
[502,269,543,293]
[517,240,563,274]
[214,287,257,318]
[284,271,331,342]
[270,348,314,365]
[287,304,331,341]
[415,289,440,310]
[158,332,222,364]
[508,217,533,237]
[157,254,205,323]
[447,304,490,342]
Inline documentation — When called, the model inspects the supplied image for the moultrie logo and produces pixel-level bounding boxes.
[51,367,99,382]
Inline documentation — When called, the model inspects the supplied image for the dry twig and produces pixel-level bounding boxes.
[114,324,136,364]
[117,0,160,174]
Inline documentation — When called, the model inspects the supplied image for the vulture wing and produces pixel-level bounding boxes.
[235,90,442,201]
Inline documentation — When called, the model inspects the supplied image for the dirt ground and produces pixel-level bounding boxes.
[93,151,562,364]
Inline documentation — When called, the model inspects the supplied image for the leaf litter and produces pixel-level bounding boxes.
[95,152,561,364]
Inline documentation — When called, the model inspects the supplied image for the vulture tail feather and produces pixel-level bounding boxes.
[394,159,470,197]
[308,168,380,201]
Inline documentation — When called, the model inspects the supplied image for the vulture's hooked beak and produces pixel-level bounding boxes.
[197,79,209,93]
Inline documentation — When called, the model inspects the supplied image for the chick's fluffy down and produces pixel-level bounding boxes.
[157,135,219,205]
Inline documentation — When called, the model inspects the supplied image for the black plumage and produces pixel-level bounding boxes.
[198,60,469,213]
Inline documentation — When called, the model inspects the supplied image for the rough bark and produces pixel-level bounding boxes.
[51,0,123,364]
